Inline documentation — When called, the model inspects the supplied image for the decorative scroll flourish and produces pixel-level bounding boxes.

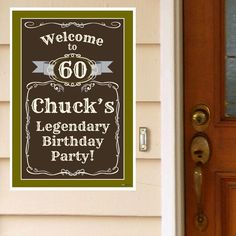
[25,81,120,177]
[24,21,121,29]
[25,81,64,171]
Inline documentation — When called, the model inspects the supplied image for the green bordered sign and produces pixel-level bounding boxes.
[11,8,135,189]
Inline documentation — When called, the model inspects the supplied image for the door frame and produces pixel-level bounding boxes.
[160,0,184,235]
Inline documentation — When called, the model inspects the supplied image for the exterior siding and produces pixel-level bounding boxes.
[0,0,159,44]
[0,0,161,235]
[0,44,160,102]
[0,216,161,236]
[0,159,160,216]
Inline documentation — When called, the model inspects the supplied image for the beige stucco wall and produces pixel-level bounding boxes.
[0,0,161,235]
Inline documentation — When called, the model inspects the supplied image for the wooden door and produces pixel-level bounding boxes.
[184,0,236,235]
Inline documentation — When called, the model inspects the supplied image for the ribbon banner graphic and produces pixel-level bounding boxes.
[32,60,113,76]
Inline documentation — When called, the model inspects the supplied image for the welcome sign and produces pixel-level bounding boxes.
[11,9,135,188]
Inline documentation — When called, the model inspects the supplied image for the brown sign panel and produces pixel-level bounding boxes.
[12,9,134,188]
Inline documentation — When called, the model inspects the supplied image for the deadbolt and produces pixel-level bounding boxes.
[192,110,207,125]
[191,136,210,164]
[192,105,210,131]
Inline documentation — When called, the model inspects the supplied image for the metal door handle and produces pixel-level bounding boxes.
[191,135,210,231]
[194,163,202,208]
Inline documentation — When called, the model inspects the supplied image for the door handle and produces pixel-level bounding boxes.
[194,163,202,208]
[191,135,210,231]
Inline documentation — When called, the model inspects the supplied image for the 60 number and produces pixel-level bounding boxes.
[58,60,87,79]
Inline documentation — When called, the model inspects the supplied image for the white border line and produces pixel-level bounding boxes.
[20,18,125,181]
[10,7,136,191]
[10,8,12,191]
[11,7,135,11]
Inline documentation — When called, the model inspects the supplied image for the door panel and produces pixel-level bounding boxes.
[216,172,236,236]
[184,0,236,235]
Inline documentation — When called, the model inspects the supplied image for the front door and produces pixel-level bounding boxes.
[184,0,236,235]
